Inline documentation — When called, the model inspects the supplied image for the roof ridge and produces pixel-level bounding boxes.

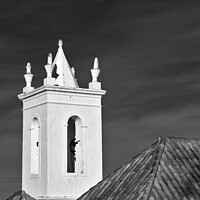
[144,137,167,200]
[159,136,200,141]
[78,140,160,200]
[6,190,35,200]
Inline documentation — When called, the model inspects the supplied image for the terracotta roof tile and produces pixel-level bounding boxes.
[78,137,200,200]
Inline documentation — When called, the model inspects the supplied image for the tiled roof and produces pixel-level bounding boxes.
[78,137,200,200]
[6,190,35,200]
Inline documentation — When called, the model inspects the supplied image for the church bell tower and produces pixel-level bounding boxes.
[18,40,106,200]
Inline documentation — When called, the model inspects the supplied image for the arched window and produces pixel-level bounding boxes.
[30,118,40,175]
[67,116,83,174]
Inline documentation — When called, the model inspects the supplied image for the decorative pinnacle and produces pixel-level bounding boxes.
[45,53,53,78]
[71,67,75,76]
[26,62,31,74]
[24,62,34,91]
[93,57,99,69]
[91,57,100,82]
[58,39,63,48]
[47,53,52,65]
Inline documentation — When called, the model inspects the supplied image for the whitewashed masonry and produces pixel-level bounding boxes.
[18,40,106,200]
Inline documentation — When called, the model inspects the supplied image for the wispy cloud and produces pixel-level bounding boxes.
[1,0,200,198]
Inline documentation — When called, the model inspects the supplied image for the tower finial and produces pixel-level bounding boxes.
[71,67,78,85]
[26,62,31,74]
[44,53,53,78]
[91,57,100,82]
[58,39,63,48]
[71,67,75,76]
[43,53,56,86]
[47,53,52,65]
[89,57,101,90]
[93,57,99,69]
[23,62,34,93]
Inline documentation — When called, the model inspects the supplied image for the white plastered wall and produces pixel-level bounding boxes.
[19,86,105,199]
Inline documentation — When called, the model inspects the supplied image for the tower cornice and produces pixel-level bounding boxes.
[18,85,106,101]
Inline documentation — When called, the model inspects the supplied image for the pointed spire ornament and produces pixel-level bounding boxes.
[89,57,101,90]
[23,62,34,93]
[58,39,63,48]
[52,39,78,88]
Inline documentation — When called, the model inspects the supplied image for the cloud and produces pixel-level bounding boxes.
[1,0,200,198]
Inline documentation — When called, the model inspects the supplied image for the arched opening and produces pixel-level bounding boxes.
[67,116,83,174]
[30,118,40,175]
[67,117,76,172]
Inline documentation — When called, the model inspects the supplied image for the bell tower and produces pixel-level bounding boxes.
[18,40,106,200]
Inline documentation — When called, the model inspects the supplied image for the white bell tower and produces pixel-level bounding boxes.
[18,40,106,200]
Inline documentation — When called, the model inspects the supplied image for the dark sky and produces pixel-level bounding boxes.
[1,0,200,198]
